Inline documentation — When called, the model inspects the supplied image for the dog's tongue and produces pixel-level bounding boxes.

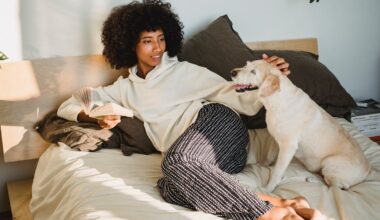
[233,84,257,90]
[234,84,247,90]
[233,84,248,93]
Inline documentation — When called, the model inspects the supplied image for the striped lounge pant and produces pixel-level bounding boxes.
[157,103,272,220]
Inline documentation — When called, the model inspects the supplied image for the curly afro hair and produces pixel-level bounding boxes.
[101,0,184,69]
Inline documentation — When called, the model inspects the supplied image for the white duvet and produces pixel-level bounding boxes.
[30,118,380,220]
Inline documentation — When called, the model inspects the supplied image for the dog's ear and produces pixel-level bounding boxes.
[260,75,280,97]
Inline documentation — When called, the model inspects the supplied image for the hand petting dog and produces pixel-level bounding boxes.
[262,54,291,75]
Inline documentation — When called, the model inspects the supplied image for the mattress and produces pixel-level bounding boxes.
[30,118,380,220]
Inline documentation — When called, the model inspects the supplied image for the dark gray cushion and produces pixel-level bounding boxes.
[178,15,253,81]
[178,15,356,128]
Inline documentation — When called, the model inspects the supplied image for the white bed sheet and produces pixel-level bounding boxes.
[30,118,380,220]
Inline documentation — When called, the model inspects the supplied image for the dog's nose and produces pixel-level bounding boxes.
[230,69,238,77]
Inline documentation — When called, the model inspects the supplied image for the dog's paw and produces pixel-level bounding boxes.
[324,176,350,190]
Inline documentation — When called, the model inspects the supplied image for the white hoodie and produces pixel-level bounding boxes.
[58,53,262,152]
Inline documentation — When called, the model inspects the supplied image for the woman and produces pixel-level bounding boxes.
[58,1,325,219]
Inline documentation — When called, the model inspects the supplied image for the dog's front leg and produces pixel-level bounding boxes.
[266,143,298,192]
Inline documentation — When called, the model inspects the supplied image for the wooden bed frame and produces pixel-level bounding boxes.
[0,38,317,219]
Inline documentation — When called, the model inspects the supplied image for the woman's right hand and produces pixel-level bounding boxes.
[97,115,121,129]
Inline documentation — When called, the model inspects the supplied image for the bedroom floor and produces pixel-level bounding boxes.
[0,211,12,220]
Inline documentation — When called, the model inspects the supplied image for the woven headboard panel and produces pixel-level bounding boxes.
[0,55,127,162]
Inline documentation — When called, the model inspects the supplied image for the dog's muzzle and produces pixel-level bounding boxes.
[233,84,258,92]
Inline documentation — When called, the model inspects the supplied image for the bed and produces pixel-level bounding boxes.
[29,119,380,220]
[1,15,380,220]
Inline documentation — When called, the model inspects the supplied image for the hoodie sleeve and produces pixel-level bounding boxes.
[57,76,127,121]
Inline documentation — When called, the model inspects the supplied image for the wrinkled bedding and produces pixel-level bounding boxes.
[30,118,380,220]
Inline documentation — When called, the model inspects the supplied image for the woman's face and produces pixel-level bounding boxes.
[135,29,166,78]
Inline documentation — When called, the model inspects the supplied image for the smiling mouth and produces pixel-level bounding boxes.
[234,84,258,92]
[151,55,162,61]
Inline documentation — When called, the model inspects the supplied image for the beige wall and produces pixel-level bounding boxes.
[2,0,379,100]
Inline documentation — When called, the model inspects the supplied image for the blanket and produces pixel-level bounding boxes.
[35,111,157,156]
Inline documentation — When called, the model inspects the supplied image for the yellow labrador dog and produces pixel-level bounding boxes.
[231,60,370,192]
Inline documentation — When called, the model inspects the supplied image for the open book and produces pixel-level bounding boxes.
[73,87,134,118]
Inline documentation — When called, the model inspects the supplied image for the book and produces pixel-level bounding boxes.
[370,135,380,144]
[73,87,133,118]
[351,100,380,138]
[355,98,380,108]
[351,106,380,116]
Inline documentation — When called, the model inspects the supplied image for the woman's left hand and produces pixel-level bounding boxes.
[97,115,121,129]
[262,54,290,75]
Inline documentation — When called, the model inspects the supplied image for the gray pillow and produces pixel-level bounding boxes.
[178,15,356,129]
[178,15,253,81]
[250,50,356,110]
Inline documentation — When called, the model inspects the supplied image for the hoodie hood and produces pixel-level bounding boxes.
[128,52,178,83]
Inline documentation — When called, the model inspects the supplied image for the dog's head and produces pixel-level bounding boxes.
[230,60,281,97]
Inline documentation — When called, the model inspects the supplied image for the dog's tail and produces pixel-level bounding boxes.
[366,169,380,181]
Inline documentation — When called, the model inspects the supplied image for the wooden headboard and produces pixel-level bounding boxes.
[0,38,318,162]
[246,38,318,55]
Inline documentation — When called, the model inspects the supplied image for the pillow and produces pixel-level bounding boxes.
[178,15,356,128]
[36,111,157,156]
[178,15,254,81]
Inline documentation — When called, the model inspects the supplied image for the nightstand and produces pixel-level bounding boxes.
[7,178,33,220]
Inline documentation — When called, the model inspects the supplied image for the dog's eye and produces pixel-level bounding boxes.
[250,70,256,74]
